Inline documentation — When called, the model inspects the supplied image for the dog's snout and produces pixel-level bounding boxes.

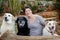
[5,17,7,19]
[5,17,8,21]
[52,26,54,29]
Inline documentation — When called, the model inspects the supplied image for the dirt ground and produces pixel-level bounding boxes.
[0,32,60,40]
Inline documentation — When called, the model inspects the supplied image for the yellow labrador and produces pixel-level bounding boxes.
[0,13,16,37]
[43,21,58,36]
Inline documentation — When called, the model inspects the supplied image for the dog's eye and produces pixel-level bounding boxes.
[49,23,51,25]
[8,15,10,17]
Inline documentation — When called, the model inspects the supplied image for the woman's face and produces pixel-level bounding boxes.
[25,8,32,17]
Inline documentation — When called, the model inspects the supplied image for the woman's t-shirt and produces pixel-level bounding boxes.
[27,15,45,36]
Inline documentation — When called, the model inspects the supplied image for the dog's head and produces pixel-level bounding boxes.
[3,13,14,24]
[16,17,27,27]
[46,21,56,34]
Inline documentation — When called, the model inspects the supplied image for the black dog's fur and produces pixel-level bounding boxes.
[16,17,30,36]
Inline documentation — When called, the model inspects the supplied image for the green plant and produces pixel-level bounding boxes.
[46,0,52,1]
[27,2,32,8]
[54,0,60,19]
[32,5,38,10]
[38,7,46,12]
[31,5,38,14]
[21,1,26,9]
[0,0,4,13]
[38,1,42,5]
[0,3,4,13]
[54,0,60,10]
[8,0,21,16]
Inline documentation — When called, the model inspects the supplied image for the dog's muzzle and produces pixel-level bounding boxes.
[5,17,8,21]
[47,26,55,35]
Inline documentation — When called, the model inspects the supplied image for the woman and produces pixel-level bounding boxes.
[23,6,45,36]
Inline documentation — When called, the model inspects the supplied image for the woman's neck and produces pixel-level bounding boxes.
[28,14,34,19]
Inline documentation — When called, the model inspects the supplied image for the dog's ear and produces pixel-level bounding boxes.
[53,21,57,26]
[15,18,19,23]
[54,21,56,24]
[12,16,15,21]
[15,19,18,23]
[45,21,48,25]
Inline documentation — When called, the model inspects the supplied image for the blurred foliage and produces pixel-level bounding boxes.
[46,0,52,1]
[21,1,26,9]
[31,5,38,13]
[0,0,21,16]
[0,0,4,13]
[26,1,47,13]
[54,0,60,10]
[54,0,60,19]
[24,1,38,14]
[0,0,54,15]
[38,7,46,12]
[8,0,21,16]
[0,3,4,13]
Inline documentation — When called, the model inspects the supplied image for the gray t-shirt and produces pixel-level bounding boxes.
[27,15,45,36]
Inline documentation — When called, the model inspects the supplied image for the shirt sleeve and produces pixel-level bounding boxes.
[38,15,45,26]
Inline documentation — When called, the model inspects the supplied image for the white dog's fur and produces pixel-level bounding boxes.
[43,21,58,36]
[0,13,16,37]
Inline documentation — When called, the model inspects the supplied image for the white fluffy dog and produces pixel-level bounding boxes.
[43,21,58,36]
[0,13,16,37]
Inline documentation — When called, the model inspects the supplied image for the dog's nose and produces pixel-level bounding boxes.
[5,17,7,19]
[52,26,54,29]
[5,17,8,21]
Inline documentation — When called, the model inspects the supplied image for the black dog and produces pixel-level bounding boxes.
[16,17,30,36]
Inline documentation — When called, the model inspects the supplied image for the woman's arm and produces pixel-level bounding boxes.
[38,15,45,27]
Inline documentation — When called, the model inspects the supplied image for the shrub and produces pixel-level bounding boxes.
[54,0,60,19]
[0,0,4,13]
[8,0,21,16]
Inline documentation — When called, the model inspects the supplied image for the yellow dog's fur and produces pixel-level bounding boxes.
[0,13,16,37]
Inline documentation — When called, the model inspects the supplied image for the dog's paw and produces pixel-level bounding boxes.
[53,34,59,36]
